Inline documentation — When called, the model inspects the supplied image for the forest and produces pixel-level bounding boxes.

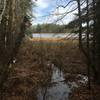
[0,0,100,100]
[32,24,67,33]
[31,23,77,33]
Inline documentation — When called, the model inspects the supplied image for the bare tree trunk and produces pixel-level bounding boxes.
[95,0,100,84]
[77,0,82,48]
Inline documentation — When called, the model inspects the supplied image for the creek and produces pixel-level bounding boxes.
[37,64,88,100]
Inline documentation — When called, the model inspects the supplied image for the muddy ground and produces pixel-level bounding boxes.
[1,36,99,100]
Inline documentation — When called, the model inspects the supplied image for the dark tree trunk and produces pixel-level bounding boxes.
[95,0,100,83]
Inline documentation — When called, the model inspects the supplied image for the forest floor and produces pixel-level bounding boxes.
[2,36,100,100]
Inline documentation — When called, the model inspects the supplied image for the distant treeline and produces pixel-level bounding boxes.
[31,24,75,33]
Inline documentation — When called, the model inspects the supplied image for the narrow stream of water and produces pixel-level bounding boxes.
[37,64,88,100]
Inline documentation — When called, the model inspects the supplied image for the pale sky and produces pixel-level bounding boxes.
[32,0,78,25]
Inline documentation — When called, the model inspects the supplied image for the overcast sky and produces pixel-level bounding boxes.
[32,0,78,25]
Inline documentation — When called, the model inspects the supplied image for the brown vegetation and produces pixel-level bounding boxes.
[1,37,88,100]
[2,37,52,100]
[69,84,100,100]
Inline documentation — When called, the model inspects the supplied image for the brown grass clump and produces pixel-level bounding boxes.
[69,84,100,100]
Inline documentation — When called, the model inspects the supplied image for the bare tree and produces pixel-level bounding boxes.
[0,0,33,90]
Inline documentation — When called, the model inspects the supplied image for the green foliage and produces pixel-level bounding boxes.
[25,27,33,38]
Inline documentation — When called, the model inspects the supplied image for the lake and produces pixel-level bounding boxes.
[32,33,79,39]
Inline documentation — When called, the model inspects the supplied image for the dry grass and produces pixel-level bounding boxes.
[3,37,52,100]
[30,37,87,74]
[31,37,61,42]
[69,84,100,100]
[2,37,87,100]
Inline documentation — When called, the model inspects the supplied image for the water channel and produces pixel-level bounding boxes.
[37,64,88,100]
